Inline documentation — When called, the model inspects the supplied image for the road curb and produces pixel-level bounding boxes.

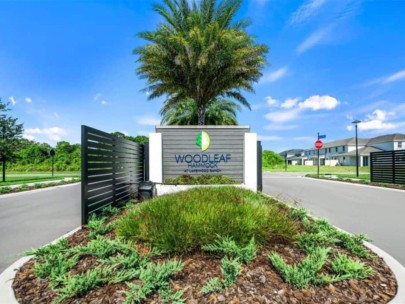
[0,182,80,199]
[0,227,81,304]
[1,205,404,303]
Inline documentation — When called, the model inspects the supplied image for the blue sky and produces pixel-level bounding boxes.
[1,0,404,152]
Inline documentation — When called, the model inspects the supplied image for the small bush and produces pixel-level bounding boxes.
[203,236,257,264]
[331,253,373,279]
[269,247,330,289]
[0,186,12,194]
[201,257,241,294]
[164,174,240,185]
[124,260,184,303]
[86,214,112,239]
[116,187,297,253]
[290,208,309,220]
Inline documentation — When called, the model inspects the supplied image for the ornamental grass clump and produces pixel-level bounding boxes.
[115,187,297,253]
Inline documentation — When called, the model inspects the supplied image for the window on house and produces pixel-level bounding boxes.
[342,146,345,151]
[399,142,403,148]
[335,147,338,152]
[329,148,331,153]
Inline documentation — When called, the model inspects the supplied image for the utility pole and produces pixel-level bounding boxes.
[352,120,361,177]
[2,125,5,182]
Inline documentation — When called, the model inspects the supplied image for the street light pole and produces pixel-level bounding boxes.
[352,120,361,177]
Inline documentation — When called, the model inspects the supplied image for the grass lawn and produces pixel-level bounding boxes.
[7,171,80,176]
[264,165,370,174]
[0,176,74,187]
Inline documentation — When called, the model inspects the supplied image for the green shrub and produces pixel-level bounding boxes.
[116,187,297,253]
[86,214,112,239]
[202,236,257,264]
[269,247,330,289]
[164,174,240,185]
[331,253,373,279]
[290,208,309,220]
[0,186,12,194]
[124,260,184,304]
[201,257,241,294]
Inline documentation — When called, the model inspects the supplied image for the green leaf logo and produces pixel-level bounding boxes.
[196,131,210,151]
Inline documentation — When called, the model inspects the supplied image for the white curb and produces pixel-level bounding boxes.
[0,227,81,304]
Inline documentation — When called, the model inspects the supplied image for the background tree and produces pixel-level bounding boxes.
[111,132,149,145]
[262,150,285,168]
[161,97,240,125]
[0,98,24,181]
[136,0,268,125]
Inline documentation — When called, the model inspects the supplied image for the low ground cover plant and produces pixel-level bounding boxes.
[15,188,391,304]
[164,174,240,185]
[115,187,298,253]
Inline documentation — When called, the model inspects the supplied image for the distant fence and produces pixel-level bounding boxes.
[370,150,405,185]
[81,125,145,224]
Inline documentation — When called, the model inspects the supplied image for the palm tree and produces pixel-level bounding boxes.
[135,0,268,125]
[160,97,240,125]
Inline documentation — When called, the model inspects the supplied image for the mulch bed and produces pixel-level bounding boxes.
[12,223,397,304]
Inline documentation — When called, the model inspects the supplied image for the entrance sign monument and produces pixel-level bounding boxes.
[149,126,259,191]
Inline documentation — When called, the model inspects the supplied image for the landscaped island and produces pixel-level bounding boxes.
[13,187,397,303]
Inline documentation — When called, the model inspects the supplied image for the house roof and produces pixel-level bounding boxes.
[339,146,383,156]
[367,133,405,144]
[305,138,369,150]
[279,149,304,157]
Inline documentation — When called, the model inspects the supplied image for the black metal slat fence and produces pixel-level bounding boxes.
[81,125,145,224]
[257,141,262,191]
[370,150,405,185]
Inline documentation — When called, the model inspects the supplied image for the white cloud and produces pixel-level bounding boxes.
[298,95,339,111]
[265,96,278,106]
[101,100,108,105]
[24,127,68,142]
[346,109,396,131]
[384,69,405,83]
[93,93,102,101]
[135,116,161,126]
[265,108,301,123]
[364,69,405,86]
[264,124,297,131]
[9,96,17,105]
[281,98,299,109]
[260,67,288,83]
[25,97,32,103]
[23,134,36,141]
[258,135,282,141]
[297,26,332,54]
[290,0,327,24]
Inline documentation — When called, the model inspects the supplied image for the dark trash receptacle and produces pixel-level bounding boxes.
[138,181,155,201]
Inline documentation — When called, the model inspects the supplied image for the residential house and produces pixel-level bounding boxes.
[294,133,405,167]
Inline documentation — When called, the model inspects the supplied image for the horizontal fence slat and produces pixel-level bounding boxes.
[82,125,145,224]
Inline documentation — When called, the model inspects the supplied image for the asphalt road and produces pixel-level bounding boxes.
[263,172,405,266]
[0,183,80,273]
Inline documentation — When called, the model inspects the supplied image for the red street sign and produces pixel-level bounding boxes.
[315,140,323,150]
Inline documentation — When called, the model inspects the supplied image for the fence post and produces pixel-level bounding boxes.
[257,141,262,191]
[144,142,149,182]
[370,152,374,183]
[392,150,396,184]
[81,126,88,225]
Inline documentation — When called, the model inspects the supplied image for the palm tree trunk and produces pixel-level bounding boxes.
[197,104,206,125]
